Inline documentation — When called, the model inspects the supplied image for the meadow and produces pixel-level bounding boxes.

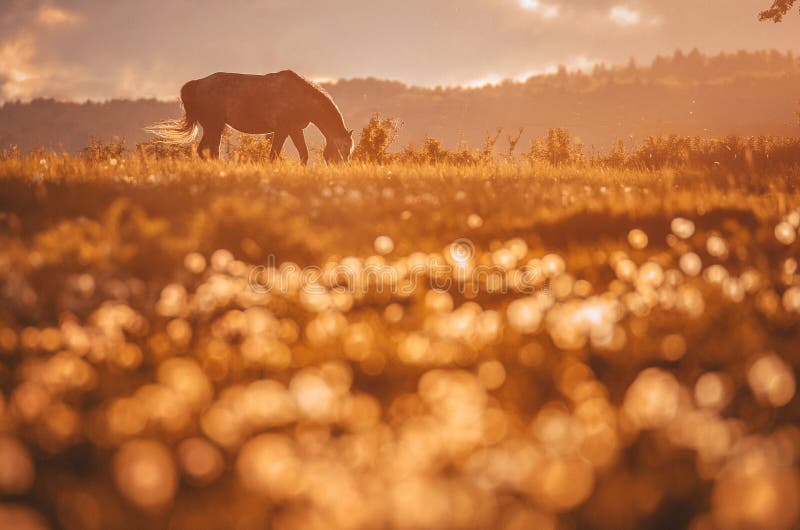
[0,139,799,530]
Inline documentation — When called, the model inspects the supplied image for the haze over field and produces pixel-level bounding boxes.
[1,0,800,102]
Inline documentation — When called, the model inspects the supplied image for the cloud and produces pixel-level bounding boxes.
[0,36,39,100]
[518,0,560,19]
[541,5,560,19]
[37,5,81,26]
[0,33,86,102]
[609,6,641,26]
[0,2,85,101]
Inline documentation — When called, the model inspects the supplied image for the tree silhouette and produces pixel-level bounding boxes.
[759,0,797,21]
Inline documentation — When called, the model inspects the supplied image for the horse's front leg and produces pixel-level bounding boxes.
[270,130,288,161]
[290,129,308,165]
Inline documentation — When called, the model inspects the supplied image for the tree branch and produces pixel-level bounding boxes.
[759,0,797,22]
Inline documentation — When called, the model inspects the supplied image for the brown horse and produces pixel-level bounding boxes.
[146,70,354,163]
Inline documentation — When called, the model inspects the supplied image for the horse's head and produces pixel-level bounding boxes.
[324,130,354,163]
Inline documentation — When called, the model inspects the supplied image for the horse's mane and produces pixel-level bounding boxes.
[277,70,347,136]
[278,70,335,105]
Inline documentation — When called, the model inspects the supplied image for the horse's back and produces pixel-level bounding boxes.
[196,71,315,104]
[185,71,315,133]
[194,70,303,88]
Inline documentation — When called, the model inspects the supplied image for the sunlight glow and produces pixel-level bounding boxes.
[10,70,30,83]
[462,56,597,88]
[609,6,641,26]
[463,73,505,88]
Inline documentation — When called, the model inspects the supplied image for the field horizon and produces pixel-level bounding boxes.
[2,49,799,157]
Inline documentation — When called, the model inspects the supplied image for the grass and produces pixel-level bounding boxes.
[0,154,799,530]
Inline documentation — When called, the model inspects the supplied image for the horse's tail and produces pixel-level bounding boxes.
[144,81,200,143]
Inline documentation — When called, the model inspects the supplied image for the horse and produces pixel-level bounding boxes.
[146,70,354,164]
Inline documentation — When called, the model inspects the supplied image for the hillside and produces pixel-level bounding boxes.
[1,49,799,154]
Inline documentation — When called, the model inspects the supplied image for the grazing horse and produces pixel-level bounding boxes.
[146,70,354,163]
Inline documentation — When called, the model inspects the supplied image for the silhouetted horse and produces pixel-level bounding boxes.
[146,70,354,163]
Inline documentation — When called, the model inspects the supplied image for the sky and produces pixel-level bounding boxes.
[1,0,799,102]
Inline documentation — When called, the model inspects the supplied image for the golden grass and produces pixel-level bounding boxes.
[0,155,799,530]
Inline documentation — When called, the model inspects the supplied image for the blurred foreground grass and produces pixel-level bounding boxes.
[0,156,799,530]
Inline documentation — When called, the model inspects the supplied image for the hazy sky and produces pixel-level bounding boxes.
[1,0,799,102]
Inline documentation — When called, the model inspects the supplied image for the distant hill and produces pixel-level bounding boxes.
[1,49,799,154]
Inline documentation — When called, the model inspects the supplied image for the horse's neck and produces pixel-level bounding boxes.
[311,98,346,139]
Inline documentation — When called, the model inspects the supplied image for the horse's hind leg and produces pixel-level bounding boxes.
[197,121,224,159]
[290,129,308,165]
